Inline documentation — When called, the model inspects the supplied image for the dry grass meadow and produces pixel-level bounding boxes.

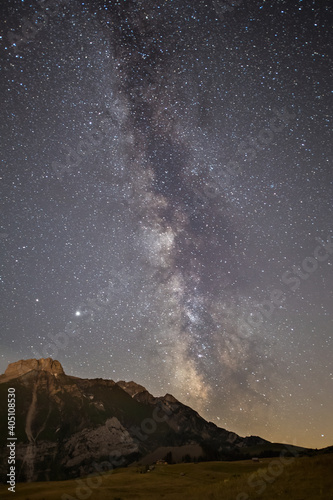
[1,453,332,500]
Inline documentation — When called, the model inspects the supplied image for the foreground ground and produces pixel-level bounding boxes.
[1,454,332,499]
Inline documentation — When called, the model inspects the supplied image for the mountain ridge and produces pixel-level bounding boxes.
[0,358,305,483]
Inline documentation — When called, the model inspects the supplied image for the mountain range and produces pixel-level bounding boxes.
[0,358,308,482]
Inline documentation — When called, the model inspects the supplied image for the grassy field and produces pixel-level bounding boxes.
[1,454,332,500]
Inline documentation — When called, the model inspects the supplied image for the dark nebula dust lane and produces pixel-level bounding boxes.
[0,0,332,448]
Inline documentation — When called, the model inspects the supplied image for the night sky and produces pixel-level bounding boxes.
[1,0,332,449]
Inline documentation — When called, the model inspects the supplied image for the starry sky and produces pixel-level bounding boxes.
[0,0,332,449]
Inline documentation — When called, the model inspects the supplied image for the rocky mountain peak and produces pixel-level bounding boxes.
[163,393,179,403]
[3,358,64,381]
[117,380,148,397]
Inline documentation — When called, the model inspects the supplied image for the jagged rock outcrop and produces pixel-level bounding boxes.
[117,380,148,397]
[163,393,179,403]
[0,358,274,483]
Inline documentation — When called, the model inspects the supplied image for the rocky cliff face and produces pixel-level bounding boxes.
[0,359,270,483]
[0,358,64,382]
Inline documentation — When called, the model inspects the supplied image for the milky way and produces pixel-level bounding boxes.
[0,0,332,448]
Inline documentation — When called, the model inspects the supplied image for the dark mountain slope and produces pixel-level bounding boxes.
[0,358,304,482]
